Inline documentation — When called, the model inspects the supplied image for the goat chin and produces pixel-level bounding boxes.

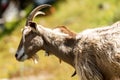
[31,54,39,64]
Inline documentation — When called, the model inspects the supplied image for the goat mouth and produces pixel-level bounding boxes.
[16,52,39,64]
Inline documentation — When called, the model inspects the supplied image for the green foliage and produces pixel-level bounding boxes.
[0,0,120,79]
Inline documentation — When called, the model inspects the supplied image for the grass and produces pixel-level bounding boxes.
[0,0,120,80]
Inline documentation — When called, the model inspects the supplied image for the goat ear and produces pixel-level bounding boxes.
[29,21,37,30]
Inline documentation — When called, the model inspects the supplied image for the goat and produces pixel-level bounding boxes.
[15,4,120,80]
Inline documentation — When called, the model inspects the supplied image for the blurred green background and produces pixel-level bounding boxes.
[0,0,120,80]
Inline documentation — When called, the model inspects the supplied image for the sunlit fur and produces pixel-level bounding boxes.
[15,21,120,80]
[74,22,120,80]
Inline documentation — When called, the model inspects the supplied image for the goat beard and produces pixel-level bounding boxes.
[31,54,39,64]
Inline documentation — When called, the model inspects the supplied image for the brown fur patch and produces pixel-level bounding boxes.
[55,26,76,38]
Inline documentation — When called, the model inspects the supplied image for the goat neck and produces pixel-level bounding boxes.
[36,25,76,67]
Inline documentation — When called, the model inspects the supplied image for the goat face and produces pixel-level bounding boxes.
[15,23,44,62]
[15,4,51,62]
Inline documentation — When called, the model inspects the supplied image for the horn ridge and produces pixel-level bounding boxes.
[26,4,51,26]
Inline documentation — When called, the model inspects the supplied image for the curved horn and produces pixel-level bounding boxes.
[26,4,51,26]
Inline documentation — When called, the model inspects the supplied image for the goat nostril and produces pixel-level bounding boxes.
[15,54,18,58]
